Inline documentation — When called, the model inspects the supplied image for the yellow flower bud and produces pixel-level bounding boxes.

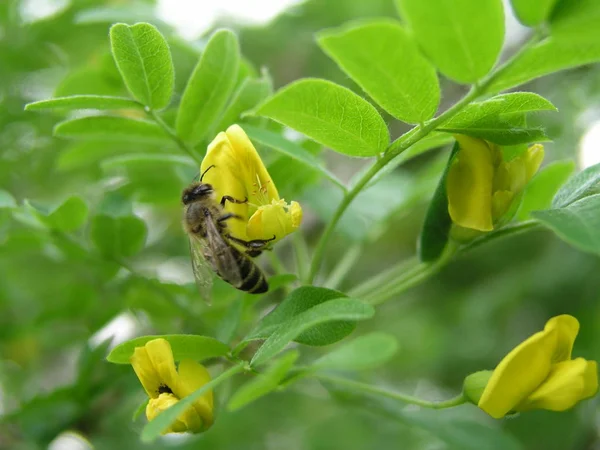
[201,125,302,245]
[130,339,214,434]
[476,315,598,419]
[447,135,544,232]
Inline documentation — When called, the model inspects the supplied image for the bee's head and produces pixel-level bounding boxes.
[182,183,213,205]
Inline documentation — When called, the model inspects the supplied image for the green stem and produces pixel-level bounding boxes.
[293,231,311,283]
[348,256,418,299]
[316,373,467,410]
[460,220,541,254]
[147,109,201,165]
[323,243,363,289]
[306,32,543,285]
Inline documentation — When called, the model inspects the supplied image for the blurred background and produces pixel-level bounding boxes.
[1,0,600,449]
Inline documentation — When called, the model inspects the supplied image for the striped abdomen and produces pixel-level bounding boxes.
[227,246,268,294]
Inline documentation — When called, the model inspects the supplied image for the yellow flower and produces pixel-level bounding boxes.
[465,315,598,419]
[447,135,544,232]
[130,338,213,434]
[200,124,302,244]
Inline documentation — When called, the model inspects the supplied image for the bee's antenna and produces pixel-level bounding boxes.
[200,165,215,182]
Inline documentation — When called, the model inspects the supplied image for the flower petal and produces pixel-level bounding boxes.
[246,199,303,242]
[478,324,558,418]
[145,339,179,395]
[518,358,597,412]
[545,314,579,362]
[201,131,249,241]
[175,359,214,429]
[447,135,494,231]
[146,393,203,434]
[524,144,544,181]
[131,346,161,398]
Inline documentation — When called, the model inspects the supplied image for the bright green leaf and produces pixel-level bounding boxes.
[552,162,600,207]
[251,297,375,367]
[551,0,600,38]
[517,160,575,220]
[533,194,600,254]
[396,0,504,83]
[418,143,458,262]
[243,124,345,189]
[511,0,558,26]
[107,334,230,364]
[486,33,600,93]
[109,23,174,110]
[228,351,298,411]
[246,286,355,346]
[311,332,399,372]
[25,95,142,111]
[176,29,240,144]
[215,75,272,132]
[256,78,389,157]
[318,19,439,123]
[54,116,171,143]
[0,190,16,208]
[132,399,149,421]
[47,196,89,232]
[90,214,147,258]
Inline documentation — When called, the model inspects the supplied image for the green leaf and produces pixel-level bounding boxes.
[552,162,600,207]
[396,0,504,83]
[551,0,600,38]
[25,95,142,111]
[440,93,556,145]
[533,194,600,254]
[256,78,389,157]
[141,365,243,442]
[418,143,458,262]
[215,75,272,132]
[47,196,89,232]
[251,297,375,367]
[247,286,355,346]
[511,0,558,26]
[228,351,298,411]
[311,332,399,372]
[176,29,240,144]
[107,334,230,364]
[517,160,575,220]
[486,33,600,93]
[54,116,171,143]
[243,125,345,189]
[132,399,149,421]
[90,214,147,258]
[0,190,16,208]
[109,23,174,110]
[318,19,439,123]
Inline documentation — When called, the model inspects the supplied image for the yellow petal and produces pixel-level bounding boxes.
[447,135,494,231]
[131,346,161,398]
[201,131,249,241]
[545,314,579,362]
[524,144,544,181]
[491,190,514,222]
[478,324,558,418]
[145,339,179,395]
[246,199,303,242]
[175,359,214,429]
[518,358,598,412]
[146,393,203,434]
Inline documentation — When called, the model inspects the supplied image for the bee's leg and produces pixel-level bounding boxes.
[217,212,243,223]
[226,234,276,257]
[220,195,248,207]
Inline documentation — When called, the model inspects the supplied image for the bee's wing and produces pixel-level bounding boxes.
[189,236,215,303]
[204,217,243,288]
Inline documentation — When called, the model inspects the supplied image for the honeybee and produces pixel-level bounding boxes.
[182,165,274,300]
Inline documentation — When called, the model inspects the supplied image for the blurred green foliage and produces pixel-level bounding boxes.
[1,0,600,449]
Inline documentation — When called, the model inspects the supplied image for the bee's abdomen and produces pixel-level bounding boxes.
[234,251,268,294]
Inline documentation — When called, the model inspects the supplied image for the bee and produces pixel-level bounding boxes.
[182,165,275,300]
